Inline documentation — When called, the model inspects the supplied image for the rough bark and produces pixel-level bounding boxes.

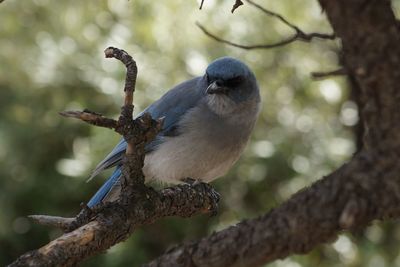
[197,0,335,50]
[8,1,400,266]
[9,182,220,267]
[145,0,400,266]
[8,47,220,267]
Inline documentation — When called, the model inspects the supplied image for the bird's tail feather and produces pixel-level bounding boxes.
[87,167,122,207]
[86,139,127,182]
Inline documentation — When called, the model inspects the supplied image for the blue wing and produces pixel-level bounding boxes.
[87,77,205,206]
[87,167,122,207]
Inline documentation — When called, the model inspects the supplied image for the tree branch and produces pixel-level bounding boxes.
[10,183,220,267]
[28,215,75,231]
[199,0,205,10]
[9,0,400,265]
[8,47,220,267]
[59,109,118,129]
[146,0,400,266]
[311,68,346,80]
[197,0,335,50]
[146,152,400,267]
[231,0,243,13]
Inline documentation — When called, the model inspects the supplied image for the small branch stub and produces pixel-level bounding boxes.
[104,47,137,106]
[197,0,335,50]
[199,0,205,10]
[231,0,243,13]
[104,46,138,154]
[59,110,118,129]
[311,68,346,80]
[8,47,221,267]
[28,215,75,231]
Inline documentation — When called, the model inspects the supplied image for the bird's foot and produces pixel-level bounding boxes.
[181,177,198,185]
[181,178,220,216]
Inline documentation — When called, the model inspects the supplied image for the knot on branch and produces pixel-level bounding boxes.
[13,46,222,267]
[115,112,164,154]
[197,0,335,50]
[339,198,368,230]
[162,182,221,217]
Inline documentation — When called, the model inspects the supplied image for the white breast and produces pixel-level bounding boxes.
[143,100,259,184]
[143,134,244,183]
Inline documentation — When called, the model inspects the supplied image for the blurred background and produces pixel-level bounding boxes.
[1,0,400,266]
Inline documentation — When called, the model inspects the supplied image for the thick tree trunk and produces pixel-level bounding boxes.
[145,1,400,266]
[8,1,400,266]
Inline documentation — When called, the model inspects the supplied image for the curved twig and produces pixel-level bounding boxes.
[8,47,220,267]
[146,0,400,266]
[197,0,335,50]
[311,68,346,80]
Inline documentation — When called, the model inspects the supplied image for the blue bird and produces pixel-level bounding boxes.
[87,57,261,207]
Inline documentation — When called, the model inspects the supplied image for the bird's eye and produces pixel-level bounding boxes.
[225,76,244,87]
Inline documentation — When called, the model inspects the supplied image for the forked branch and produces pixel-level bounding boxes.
[197,0,335,50]
[8,47,220,267]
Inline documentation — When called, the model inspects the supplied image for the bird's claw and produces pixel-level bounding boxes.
[181,177,197,185]
[181,178,220,216]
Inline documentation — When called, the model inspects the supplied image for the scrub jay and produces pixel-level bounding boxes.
[87,57,261,207]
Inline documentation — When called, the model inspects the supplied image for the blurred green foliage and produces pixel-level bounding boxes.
[1,0,400,266]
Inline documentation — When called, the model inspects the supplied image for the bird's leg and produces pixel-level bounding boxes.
[181,177,220,216]
[181,177,197,185]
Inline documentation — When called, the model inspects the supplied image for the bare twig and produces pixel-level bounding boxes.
[59,110,118,129]
[104,47,137,154]
[10,183,220,267]
[231,0,243,13]
[9,47,220,267]
[200,0,243,13]
[146,151,400,267]
[104,47,137,106]
[146,0,400,265]
[199,0,205,10]
[197,0,335,50]
[246,0,297,30]
[311,68,346,80]
[28,215,74,231]
[246,0,333,40]
[197,23,299,49]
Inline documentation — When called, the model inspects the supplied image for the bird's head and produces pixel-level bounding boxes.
[203,57,260,116]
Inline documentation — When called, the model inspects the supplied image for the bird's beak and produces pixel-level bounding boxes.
[206,81,227,95]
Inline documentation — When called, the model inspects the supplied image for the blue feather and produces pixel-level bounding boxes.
[87,167,122,207]
[86,77,205,205]
[87,56,259,206]
[88,77,204,180]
